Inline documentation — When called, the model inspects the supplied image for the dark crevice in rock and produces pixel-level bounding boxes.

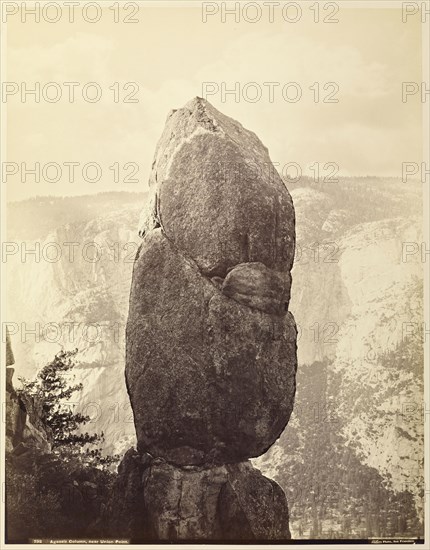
[241,232,250,262]
[211,276,224,289]
[160,225,217,287]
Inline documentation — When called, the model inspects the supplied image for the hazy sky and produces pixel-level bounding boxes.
[4,1,424,201]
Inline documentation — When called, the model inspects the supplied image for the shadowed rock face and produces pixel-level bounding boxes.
[144,460,291,540]
[124,97,297,539]
[106,449,291,541]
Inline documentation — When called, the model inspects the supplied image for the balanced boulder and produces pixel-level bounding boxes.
[124,98,297,539]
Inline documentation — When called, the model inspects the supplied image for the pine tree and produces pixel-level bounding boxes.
[19,349,117,467]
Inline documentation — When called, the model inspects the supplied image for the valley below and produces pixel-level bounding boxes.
[5,177,424,538]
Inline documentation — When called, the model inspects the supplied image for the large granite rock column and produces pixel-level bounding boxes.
[124,97,297,540]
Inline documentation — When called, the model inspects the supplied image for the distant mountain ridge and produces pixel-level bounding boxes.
[6,191,146,241]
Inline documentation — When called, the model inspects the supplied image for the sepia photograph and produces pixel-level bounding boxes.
[1,1,428,548]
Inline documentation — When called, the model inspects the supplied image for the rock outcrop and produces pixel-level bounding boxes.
[6,330,51,455]
[108,449,291,540]
[124,98,297,540]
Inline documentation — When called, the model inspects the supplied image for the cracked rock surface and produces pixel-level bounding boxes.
[124,98,297,539]
[106,449,291,540]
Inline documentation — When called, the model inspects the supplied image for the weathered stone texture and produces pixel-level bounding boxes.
[125,98,297,539]
[108,450,291,541]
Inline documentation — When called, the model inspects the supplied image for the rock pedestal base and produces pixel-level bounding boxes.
[108,449,291,541]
